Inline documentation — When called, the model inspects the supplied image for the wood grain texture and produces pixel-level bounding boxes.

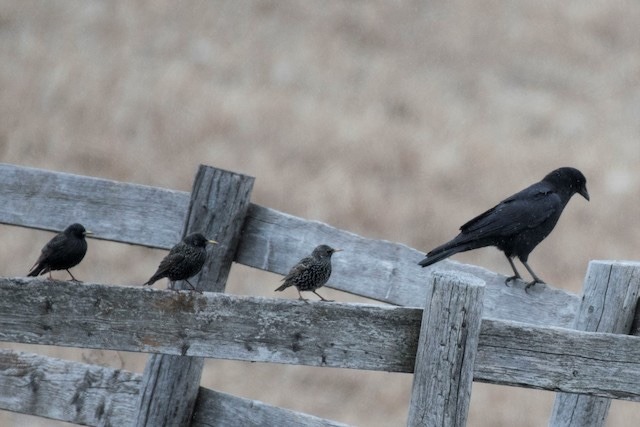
[1,279,639,401]
[0,349,346,427]
[407,272,485,427]
[135,165,255,427]
[0,163,188,249]
[0,163,580,327]
[549,260,640,426]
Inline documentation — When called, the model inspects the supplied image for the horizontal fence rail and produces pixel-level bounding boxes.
[0,279,639,401]
[0,349,347,427]
[0,163,579,327]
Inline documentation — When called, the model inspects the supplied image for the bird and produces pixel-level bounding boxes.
[275,244,342,302]
[418,167,589,291]
[28,223,92,281]
[143,233,217,291]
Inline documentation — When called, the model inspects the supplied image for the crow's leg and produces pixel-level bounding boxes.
[504,256,523,286]
[522,261,546,293]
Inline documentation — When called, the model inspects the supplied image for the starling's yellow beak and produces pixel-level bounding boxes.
[208,239,218,245]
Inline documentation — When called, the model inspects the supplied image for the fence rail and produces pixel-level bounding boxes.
[1,163,639,427]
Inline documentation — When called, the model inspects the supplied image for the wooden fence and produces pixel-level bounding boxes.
[0,163,639,426]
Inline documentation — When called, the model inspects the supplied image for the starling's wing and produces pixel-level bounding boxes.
[459,182,561,239]
[29,233,68,273]
[281,255,314,282]
[155,251,187,277]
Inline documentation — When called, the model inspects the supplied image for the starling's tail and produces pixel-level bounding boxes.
[274,282,291,292]
[27,263,45,277]
[142,276,158,287]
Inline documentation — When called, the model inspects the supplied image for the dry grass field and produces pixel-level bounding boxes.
[1,1,640,426]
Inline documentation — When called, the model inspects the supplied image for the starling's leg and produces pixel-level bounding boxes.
[169,281,179,291]
[297,289,310,303]
[67,270,80,282]
[522,261,546,293]
[312,290,334,302]
[183,279,203,293]
[504,256,522,286]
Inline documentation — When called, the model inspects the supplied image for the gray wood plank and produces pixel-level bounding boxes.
[0,349,347,427]
[192,388,349,427]
[407,272,485,427]
[549,260,640,426]
[0,163,188,249]
[0,278,639,400]
[135,166,255,427]
[0,163,580,327]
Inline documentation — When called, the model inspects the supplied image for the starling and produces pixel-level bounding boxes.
[419,167,589,290]
[275,245,342,302]
[143,233,217,291]
[28,223,92,281]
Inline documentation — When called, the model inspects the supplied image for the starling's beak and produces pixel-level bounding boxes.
[207,239,218,245]
[83,230,93,236]
[579,187,590,201]
[333,249,343,252]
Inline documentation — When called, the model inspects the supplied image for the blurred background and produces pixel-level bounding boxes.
[1,1,639,425]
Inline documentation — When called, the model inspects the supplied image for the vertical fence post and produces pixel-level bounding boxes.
[407,271,485,427]
[549,260,640,427]
[134,165,254,427]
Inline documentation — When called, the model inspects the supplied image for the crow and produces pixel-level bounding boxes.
[418,167,589,290]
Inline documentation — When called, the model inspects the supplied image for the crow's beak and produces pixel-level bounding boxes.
[579,187,590,201]
[208,240,218,245]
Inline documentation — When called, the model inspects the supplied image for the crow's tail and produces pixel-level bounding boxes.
[418,236,479,268]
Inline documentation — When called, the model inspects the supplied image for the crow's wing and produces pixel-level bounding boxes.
[459,182,561,238]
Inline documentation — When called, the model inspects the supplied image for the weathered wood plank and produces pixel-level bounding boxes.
[0,349,347,427]
[135,166,255,427]
[1,279,640,400]
[0,349,139,426]
[407,272,485,427]
[549,260,640,426]
[0,163,188,249]
[192,388,349,427]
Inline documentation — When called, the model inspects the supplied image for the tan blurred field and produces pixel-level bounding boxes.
[1,1,640,426]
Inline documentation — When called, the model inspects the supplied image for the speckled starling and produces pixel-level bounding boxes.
[143,233,217,291]
[28,223,92,281]
[275,244,342,302]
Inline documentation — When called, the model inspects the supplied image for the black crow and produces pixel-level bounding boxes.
[418,167,589,290]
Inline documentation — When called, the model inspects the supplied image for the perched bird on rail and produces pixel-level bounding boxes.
[143,232,217,291]
[418,167,589,291]
[28,223,92,281]
[275,245,342,302]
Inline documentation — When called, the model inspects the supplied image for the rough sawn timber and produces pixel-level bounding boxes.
[134,165,254,427]
[549,260,640,426]
[0,279,640,401]
[0,349,347,427]
[408,272,485,427]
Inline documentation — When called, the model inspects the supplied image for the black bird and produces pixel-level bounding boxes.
[418,167,589,290]
[28,223,92,281]
[143,233,217,291]
[275,244,342,302]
